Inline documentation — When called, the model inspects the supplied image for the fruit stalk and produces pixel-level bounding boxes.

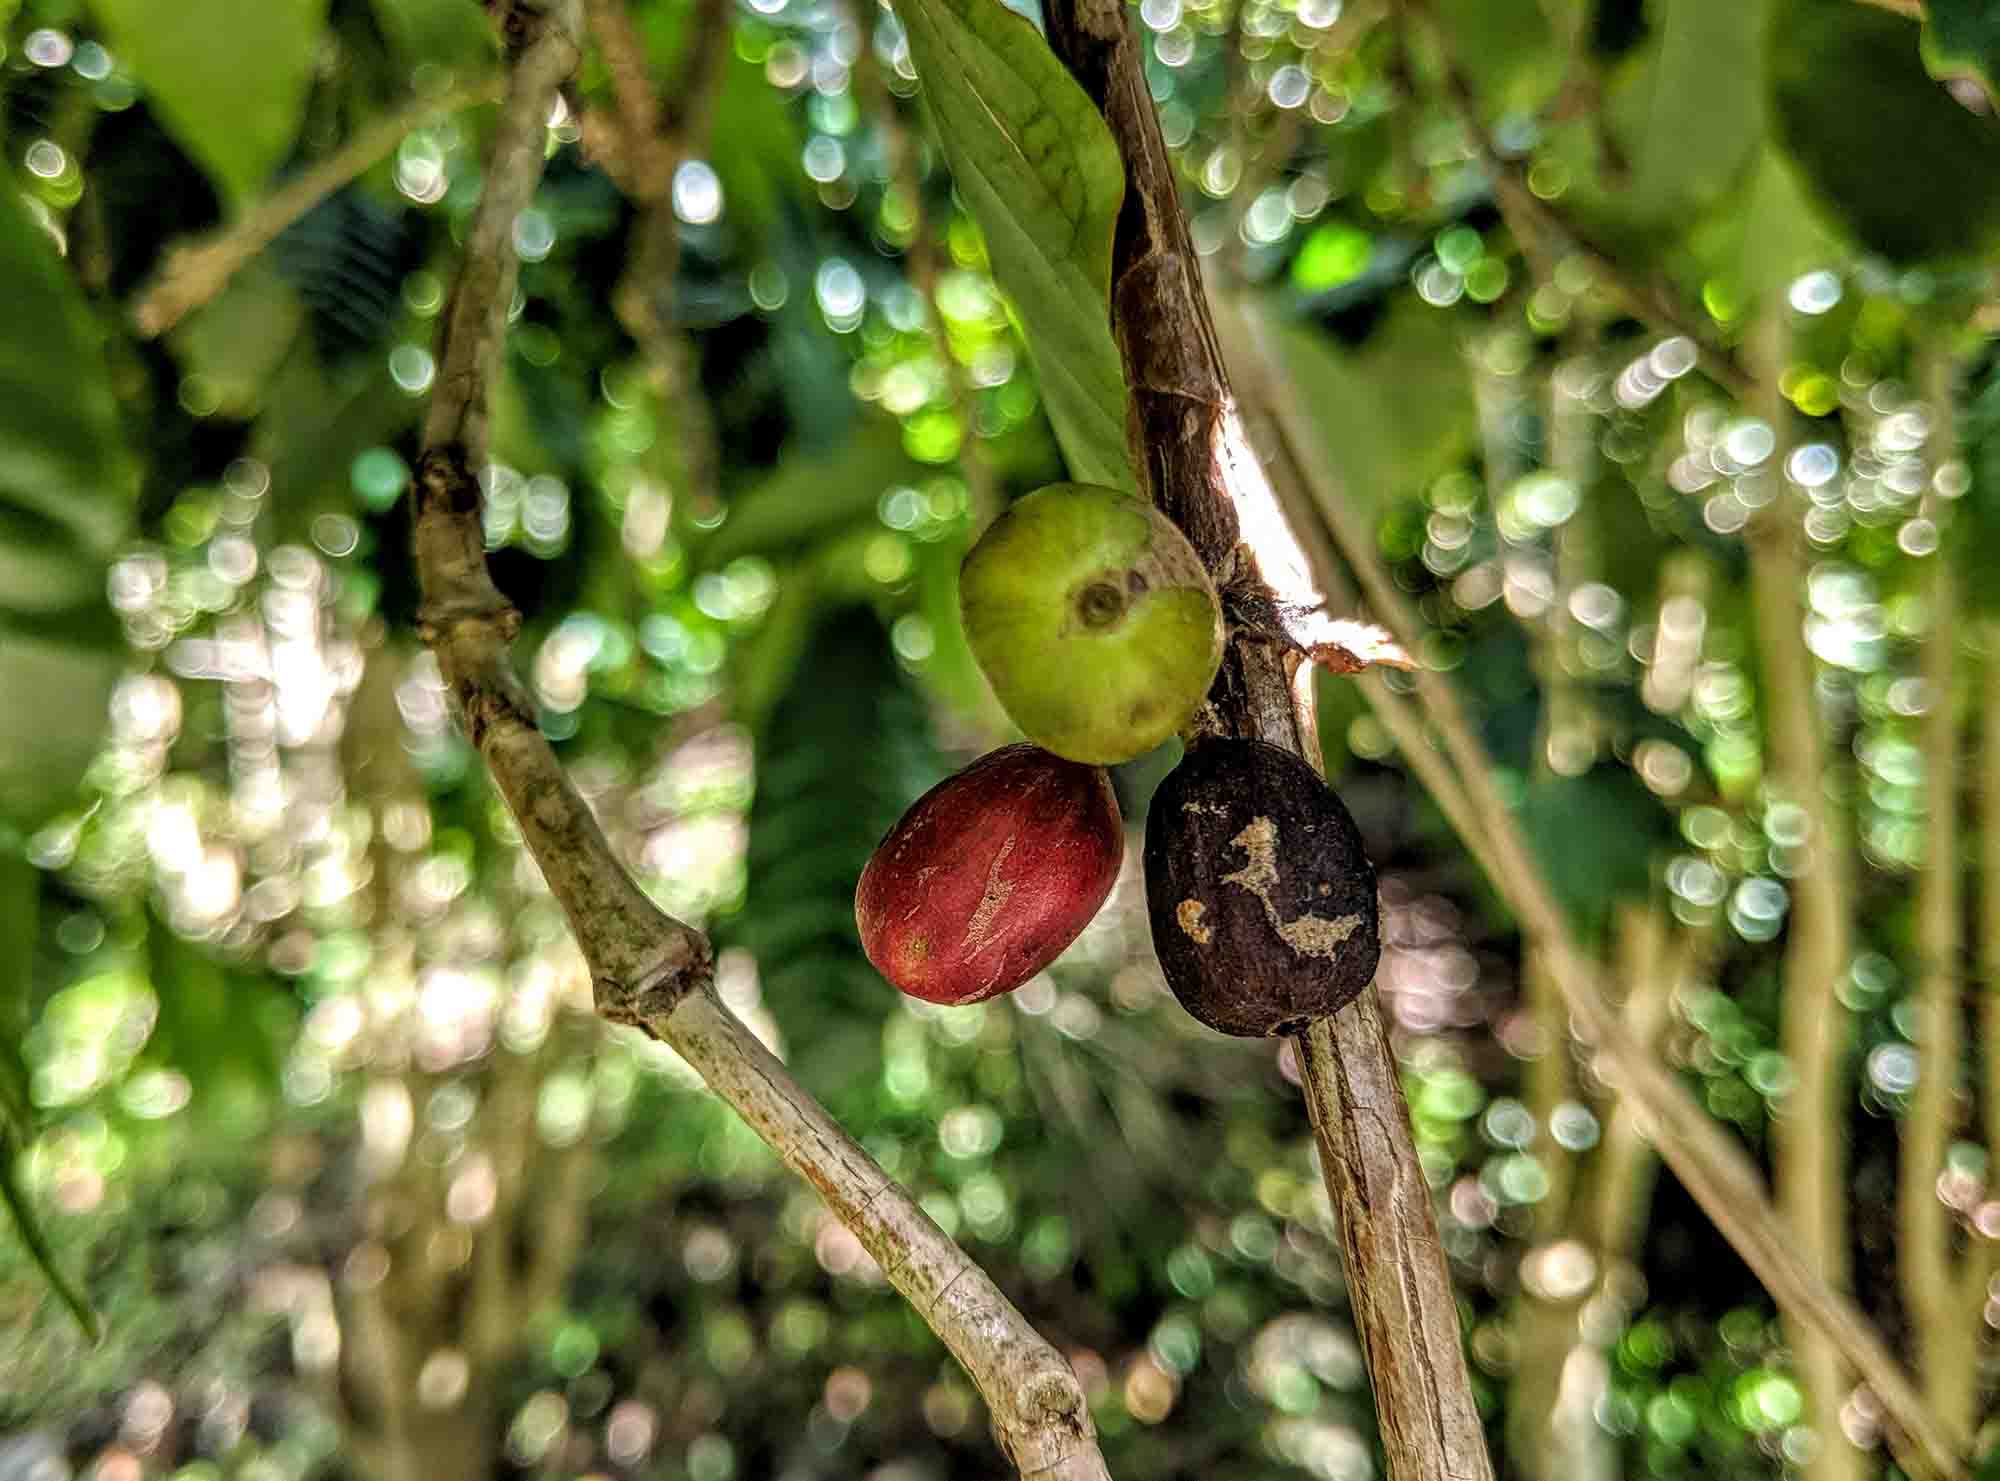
[1040,1,1495,1477]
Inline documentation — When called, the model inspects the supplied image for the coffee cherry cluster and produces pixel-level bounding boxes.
[856,484,1380,1030]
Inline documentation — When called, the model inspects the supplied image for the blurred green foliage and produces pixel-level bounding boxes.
[1,0,1997,1477]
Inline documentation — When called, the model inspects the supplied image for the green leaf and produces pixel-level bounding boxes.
[0,190,133,835]
[0,855,96,1343]
[87,0,329,206]
[701,415,926,564]
[1610,0,1767,227]
[1429,0,1559,114]
[368,0,497,74]
[167,258,308,420]
[0,851,37,1136]
[0,1128,100,1343]
[729,563,821,737]
[1924,0,2000,103]
[144,922,286,1103]
[0,195,133,556]
[892,0,1134,491]
[1975,1436,2000,1481]
[909,530,992,723]
[1957,352,2000,614]
[1769,0,2000,264]
[700,53,805,242]
[1519,766,1674,937]
[1268,300,1478,511]
[1725,145,1849,305]
[0,616,123,838]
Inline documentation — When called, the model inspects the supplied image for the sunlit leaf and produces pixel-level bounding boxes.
[1610,0,1767,227]
[87,0,329,206]
[892,0,1134,491]
[1291,223,1375,294]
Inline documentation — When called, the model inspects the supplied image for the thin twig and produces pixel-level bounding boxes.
[410,7,1110,1477]
[1534,0,1626,185]
[1397,0,1754,402]
[1502,343,1592,1481]
[1038,1,1495,1476]
[586,0,731,515]
[1587,902,1686,1261]
[583,0,670,196]
[1980,626,2000,1296]
[1229,298,1971,1481]
[130,75,503,338]
[1742,308,1863,1481]
[1854,0,1924,16]
[1902,344,1982,1441]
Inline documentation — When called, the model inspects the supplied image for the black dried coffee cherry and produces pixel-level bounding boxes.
[1143,737,1380,1036]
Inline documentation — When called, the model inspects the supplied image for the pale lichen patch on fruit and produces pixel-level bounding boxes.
[1276,910,1363,957]
[961,835,1018,957]
[1220,816,1364,960]
[1176,898,1212,944]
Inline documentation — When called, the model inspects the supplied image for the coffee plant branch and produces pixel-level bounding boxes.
[1224,301,1971,1481]
[129,73,504,339]
[1038,1,1494,1477]
[410,6,1112,1477]
[1221,370,1509,888]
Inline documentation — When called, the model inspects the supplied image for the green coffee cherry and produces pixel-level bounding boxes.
[958,484,1223,766]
